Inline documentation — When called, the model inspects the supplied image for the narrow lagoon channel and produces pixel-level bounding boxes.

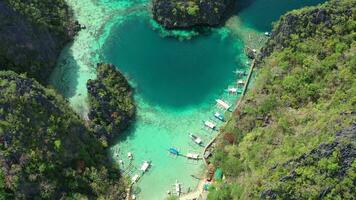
[50,0,325,199]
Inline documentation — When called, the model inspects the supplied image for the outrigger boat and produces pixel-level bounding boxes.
[169,147,180,156]
[175,180,181,196]
[214,112,225,122]
[233,70,248,76]
[189,133,202,145]
[237,80,246,86]
[128,152,133,160]
[131,174,140,183]
[216,99,231,110]
[226,87,242,94]
[140,161,151,172]
[204,120,216,130]
[186,152,200,160]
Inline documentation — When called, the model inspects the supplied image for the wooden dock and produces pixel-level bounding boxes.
[202,58,256,166]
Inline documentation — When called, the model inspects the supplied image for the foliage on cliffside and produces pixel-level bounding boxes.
[0,71,126,199]
[208,0,356,199]
[87,63,135,146]
[152,0,235,28]
[0,0,79,83]
[4,0,78,39]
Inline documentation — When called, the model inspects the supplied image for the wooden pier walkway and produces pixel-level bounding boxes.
[202,59,256,166]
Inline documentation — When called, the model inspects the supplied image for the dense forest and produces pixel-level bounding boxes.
[0,71,126,199]
[0,0,79,83]
[0,1,128,199]
[87,63,135,146]
[208,0,356,199]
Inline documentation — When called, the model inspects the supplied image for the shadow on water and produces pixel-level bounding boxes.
[50,46,80,99]
[233,0,326,31]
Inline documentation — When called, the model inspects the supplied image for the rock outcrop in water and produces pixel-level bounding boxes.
[0,71,126,199]
[152,0,235,29]
[87,63,135,146]
[0,0,80,84]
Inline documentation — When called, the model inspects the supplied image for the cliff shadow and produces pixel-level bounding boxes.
[49,46,81,99]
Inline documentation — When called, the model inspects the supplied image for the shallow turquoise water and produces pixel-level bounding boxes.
[103,16,244,199]
[50,0,325,199]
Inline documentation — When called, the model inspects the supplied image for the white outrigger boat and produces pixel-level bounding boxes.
[216,99,231,110]
[128,152,133,160]
[186,152,200,160]
[238,80,246,86]
[140,161,151,172]
[204,120,216,130]
[131,174,140,183]
[214,112,225,122]
[189,133,202,145]
[175,180,181,196]
[226,87,242,94]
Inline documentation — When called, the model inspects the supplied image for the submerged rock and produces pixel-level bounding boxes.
[152,0,236,29]
[87,63,135,145]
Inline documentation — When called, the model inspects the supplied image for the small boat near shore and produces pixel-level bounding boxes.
[189,133,202,145]
[169,147,180,156]
[226,87,242,94]
[131,174,140,183]
[214,112,225,122]
[175,180,181,196]
[186,152,200,160]
[140,161,151,172]
[128,152,133,160]
[216,99,231,110]
[204,120,216,130]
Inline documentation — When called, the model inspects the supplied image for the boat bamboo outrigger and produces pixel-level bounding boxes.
[233,70,247,77]
[169,147,180,156]
[175,180,181,196]
[140,161,151,172]
[204,120,216,130]
[214,112,225,122]
[128,152,133,160]
[131,174,140,183]
[226,87,242,94]
[237,80,246,86]
[216,99,231,110]
[189,133,202,145]
[186,152,200,160]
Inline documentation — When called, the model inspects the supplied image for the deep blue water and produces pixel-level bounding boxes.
[103,17,242,108]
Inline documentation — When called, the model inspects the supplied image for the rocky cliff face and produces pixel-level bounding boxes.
[87,63,135,145]
[152,0,235,29]
[0,71,126,199]
[261,123,356,199]
[0,1,79,84]
[259,0,355,60]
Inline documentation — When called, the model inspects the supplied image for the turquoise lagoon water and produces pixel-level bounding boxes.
[50,0,325,199]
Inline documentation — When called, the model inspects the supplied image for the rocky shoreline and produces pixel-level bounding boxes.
[152,0,236,29]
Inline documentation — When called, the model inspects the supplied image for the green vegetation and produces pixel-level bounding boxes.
[4,0,77,39]
[0,71,126,199]
[176,0,200,16]
[0,0,78,84]
[208,0,356,199]
[153,0,234,28]
[87,63,135,146]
